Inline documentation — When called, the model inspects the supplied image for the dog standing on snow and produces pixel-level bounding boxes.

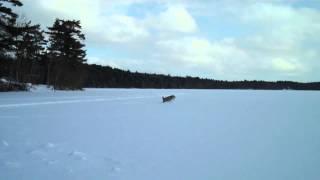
[162,95,176,103]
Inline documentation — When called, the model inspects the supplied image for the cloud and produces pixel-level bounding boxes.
[21,0,150,44]
[155,37,251,78]
[272,58,303,73]
[146,5,198,33]
[37,0,101,28]
[241,3,320,41]
[87,56,158,74]
[22,0,198,42]
[95,15,150,43]
[16,0,320,81]
[239,3,319,78]
[87,57,121,69]
[152,2,320,80]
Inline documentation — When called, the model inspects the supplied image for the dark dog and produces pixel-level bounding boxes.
[162,95,176,103]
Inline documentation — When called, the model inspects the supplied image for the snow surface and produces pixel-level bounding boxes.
[1,87,320,180]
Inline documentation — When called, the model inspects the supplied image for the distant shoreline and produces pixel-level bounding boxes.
[84,64,320,91]
[2,64,320,92]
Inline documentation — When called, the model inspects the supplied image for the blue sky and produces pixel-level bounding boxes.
[16,0,320,82]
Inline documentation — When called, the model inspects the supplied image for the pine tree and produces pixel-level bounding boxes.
[0,0,22,53]
[0,0,23,79]
[15,21,46,82]
[46,19,87,90]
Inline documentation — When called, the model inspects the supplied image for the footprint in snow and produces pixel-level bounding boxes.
[29,149,47,157]
[68,151,87,161]
[45,142,56,149]
[4,161,21,168]
[45,159,59,166]
[111,166,121,173]
[2,140,9,147]
[104,157,122,173]
[29,142,58,153]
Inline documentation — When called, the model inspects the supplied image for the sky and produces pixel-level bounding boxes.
[15,0,320,82]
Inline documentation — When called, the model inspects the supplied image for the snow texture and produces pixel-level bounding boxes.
[0,87,320,180]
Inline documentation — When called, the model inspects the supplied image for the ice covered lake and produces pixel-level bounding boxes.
[1,87,320,180]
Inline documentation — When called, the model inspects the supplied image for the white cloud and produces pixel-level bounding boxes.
[146,5,198,33]
[17,0,320,81]
[155,37,251,77]
[242,3,320,41]
[37,0,101,29]
[23,0,150,44]
[29,1,197,43]
[272,58,303,73]
[87,56,150,72]
[87,57,121,69]
[98,15,150,43]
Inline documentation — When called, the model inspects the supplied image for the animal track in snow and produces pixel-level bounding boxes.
[68,151,87,160]
[4,161,21,168]
[2,140,9,147]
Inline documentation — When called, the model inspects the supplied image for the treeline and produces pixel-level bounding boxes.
[85,64,320,90]
[1,0,320,91]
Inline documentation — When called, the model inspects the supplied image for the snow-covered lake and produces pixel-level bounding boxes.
[1,87,320,180]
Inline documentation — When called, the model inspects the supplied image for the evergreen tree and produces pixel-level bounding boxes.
[15,21,46,82]
[0,0,22,78]
[0,0,22,53]
[46,19,87,89]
